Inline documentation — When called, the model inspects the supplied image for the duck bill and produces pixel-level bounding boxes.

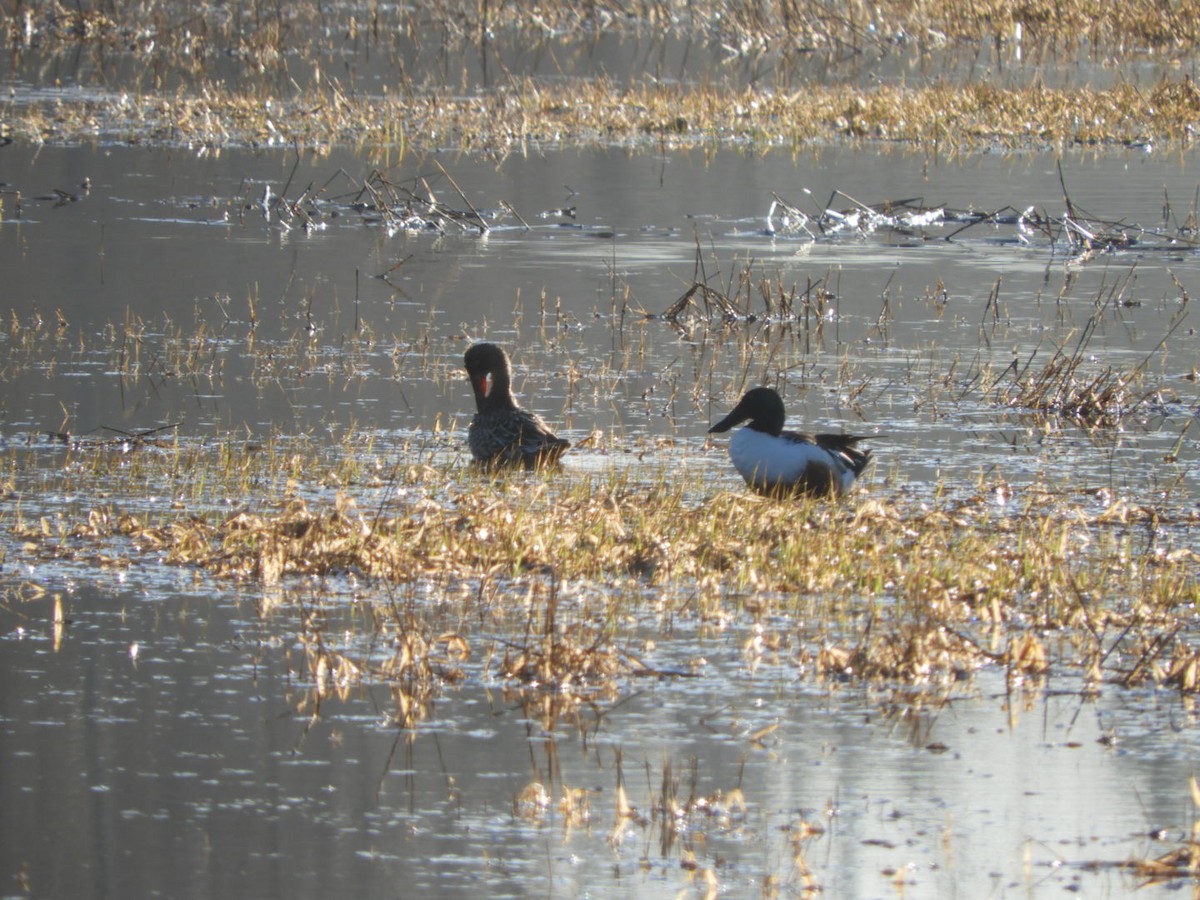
[708,411,744,433]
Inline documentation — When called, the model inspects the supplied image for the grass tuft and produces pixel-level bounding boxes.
[11,460,1200,699]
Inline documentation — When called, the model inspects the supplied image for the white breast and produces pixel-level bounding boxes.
[728,428,851,493]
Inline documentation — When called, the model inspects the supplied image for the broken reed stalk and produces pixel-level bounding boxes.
[662,247,834,343]
[989,273,1185,427]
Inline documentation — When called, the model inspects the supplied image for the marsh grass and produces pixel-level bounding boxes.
[980,266,1187,426]
[6,261,1190,714]
[16,1,1200,62]
[10,71,1200,153]
[10,439,1200,708]
[661,242,834,334]
[3,297,1197,890]
[10,2,1200,152]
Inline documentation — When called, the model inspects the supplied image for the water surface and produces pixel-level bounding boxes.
[3,136,1200,897]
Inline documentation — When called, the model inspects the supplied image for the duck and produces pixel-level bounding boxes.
[708,387,871,497]
[464,342,570,469]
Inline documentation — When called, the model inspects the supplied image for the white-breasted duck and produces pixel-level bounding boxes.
[708,387,871,497]
[464,342,569,469]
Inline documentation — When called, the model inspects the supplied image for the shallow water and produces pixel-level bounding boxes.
[4,126,1200,895]
[2,140,1197,499]
[3,573,1197,899]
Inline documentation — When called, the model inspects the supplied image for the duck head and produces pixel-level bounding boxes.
[708,387,786,436]
[464,342,516,411]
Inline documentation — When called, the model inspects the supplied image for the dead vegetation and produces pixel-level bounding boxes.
[982,267,1189,426]
[647,174,1193,435]
[13,0,1200,61]
[654,169,1197,347]
[8,5,1200,893]
[7,71,1200,153]
[8,2,1200,151]
[9,458,1200,710]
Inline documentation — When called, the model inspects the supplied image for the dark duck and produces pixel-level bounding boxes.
[464,342,569,469]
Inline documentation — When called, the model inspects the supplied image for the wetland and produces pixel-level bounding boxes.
[6,2,1200,897]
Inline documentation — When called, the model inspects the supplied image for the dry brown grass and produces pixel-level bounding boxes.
[14,0,1200,55]
[6,75,1200,152]
[8,1,1200,151]
[10,458,1200,700]
[985,274,1188,427]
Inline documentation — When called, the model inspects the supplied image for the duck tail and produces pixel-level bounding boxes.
[845,446,873,478]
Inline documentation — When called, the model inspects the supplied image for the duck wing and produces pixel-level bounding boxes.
[783,431,873,478]
[470,408,569,468]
